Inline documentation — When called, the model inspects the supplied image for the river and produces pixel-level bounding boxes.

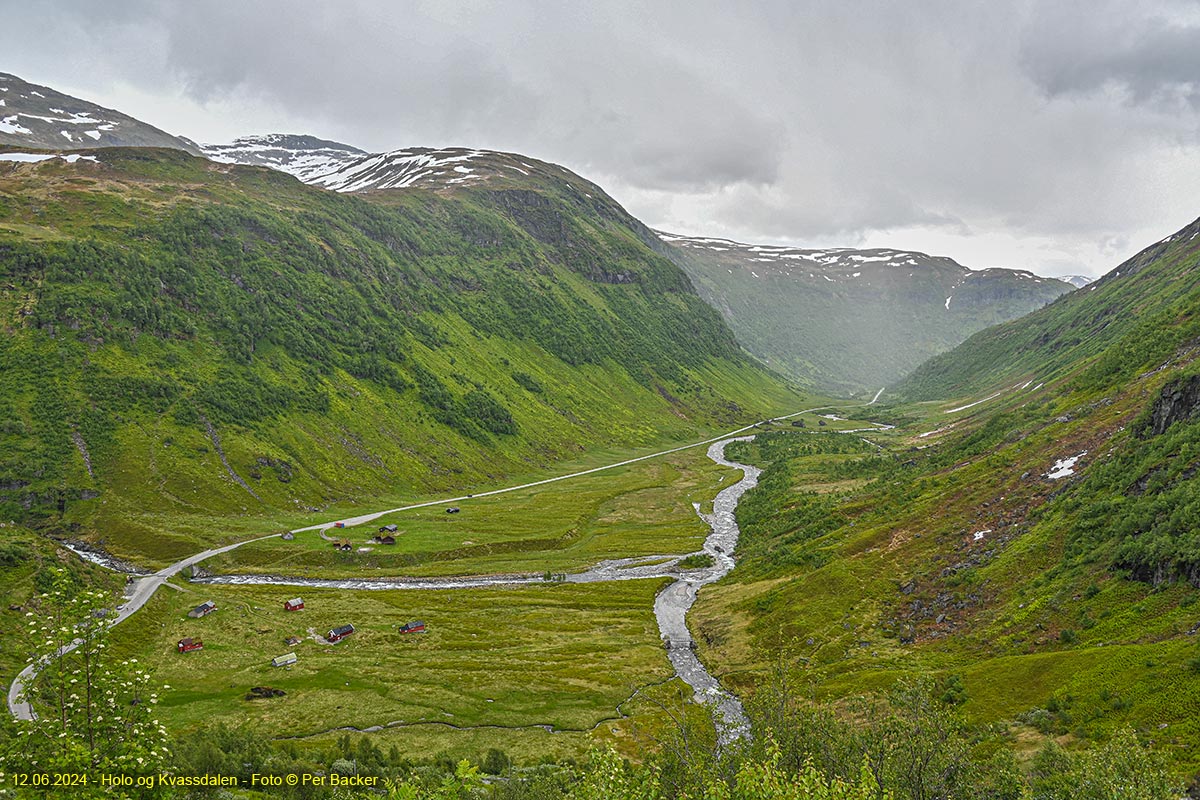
[13,437,763,743]
[194,435,761,742]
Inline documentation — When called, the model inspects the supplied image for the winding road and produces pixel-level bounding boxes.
[8,401,868,732]
[8,533,281,721]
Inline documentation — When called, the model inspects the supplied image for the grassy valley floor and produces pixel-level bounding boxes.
[13,410,847,764]
[105,579,683,763]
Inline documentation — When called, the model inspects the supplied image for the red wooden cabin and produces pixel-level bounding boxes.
[328,624,355,643]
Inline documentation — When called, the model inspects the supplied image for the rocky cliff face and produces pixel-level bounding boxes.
[1140,374,1200,437]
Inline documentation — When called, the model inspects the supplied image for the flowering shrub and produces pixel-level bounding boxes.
[0,569,171,792]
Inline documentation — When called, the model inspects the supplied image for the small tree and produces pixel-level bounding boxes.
[1028,728,1180,800]
[0,569,170,787]
[481,747,512,775]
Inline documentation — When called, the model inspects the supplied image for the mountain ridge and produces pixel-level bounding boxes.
[0,72,201,154]
[198,133,365,182]
[897,214,1200,401]
[657,230,1072,394]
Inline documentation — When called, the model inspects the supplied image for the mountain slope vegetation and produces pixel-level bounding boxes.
[689,216,1200,783]
[660,232,1071,395]
[898,218,1200,401]
[0,145,799,565]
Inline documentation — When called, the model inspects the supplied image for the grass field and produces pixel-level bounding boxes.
[205,446,743,578]
[12,404,881,767]
[105,578,683,760]
[72,385,818,572]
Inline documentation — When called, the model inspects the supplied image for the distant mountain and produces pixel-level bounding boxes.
[201,138,601,197]
[309,146,545,192]
[658,232,1072,395]
[1060,274,1094,288]
[199,134,366,183]
[0,73,200,154]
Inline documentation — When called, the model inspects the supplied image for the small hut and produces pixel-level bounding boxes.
[379,524,398,533]
[177,638,203,653]
[271,652,298,667]
[285,636,303,646]
[281,531,295,541]
[284,597,304,612]
[398,621,426,634]
[372,534,396,545]
[333,539,352,551]
[187,600,217,619]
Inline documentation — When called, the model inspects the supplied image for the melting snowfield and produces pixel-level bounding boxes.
[1046,452,1086,480]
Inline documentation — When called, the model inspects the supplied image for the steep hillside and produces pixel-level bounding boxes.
[659,232,1071,396]
[0,73,200,154]
[0,145,799,565]
[689,218,1200,781]
[898,217,1200,401]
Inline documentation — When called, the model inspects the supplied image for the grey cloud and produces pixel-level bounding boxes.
[3,0,1200,276]
[1021,1,1200,107]
[139,1,787,191]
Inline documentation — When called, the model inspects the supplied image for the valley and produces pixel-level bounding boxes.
[9,404,877,747]
[2,68,1199,799]
[659,232,1072,395]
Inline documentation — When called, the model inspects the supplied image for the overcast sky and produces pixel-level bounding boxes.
[5,0,1200,278]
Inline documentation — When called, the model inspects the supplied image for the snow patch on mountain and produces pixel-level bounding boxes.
[0,115,31,135]
[199,134,366,183]
[201,136,566,195]
[307,147,485,192]
[0,72,198,153]
[1046,452,1086,480]
[655,230,991,286]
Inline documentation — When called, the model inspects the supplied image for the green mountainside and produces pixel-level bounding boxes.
[0,145,799,565]
[897,218,1200,402]
[690,217,1200,780]
[660,232,1072,396]
[5,72,1197,792]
